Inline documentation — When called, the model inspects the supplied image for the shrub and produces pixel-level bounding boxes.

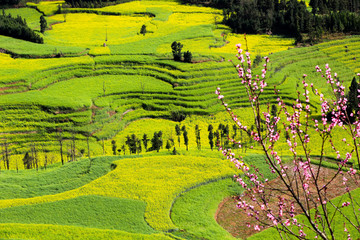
[140,24,147,36]
[183,50,192,63]
[171,41,183,61]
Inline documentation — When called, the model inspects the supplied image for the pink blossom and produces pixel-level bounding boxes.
[348,168,357,175]
[299,229,306,237]
[284,219,291,226]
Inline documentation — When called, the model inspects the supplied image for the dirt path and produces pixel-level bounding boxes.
[215,164,359,238]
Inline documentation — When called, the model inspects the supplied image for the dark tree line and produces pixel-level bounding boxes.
[182,0,360,12]
[310,0,360,14]
[181,0,360,44]
[225,0,360,43]
[0,0,20,7]
[0,12,43,43]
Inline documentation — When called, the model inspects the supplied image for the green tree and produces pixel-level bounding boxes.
[171,41,183,61]
[348,77,359,113]
[175,124,181,147]
[214,130,220,148]
[111,140,117,155]
[172,147,178,155]
[142,133,149,152]
[158,131,163,149]
[166,140,172,151]
[208,124,214,150]
[125,134,138,154]
[195,125,201,150]
[121,144,126,155]
[140,24,147,35]
[218,123,224,147]
[40,15,47,33]
[183,50,192,63]
[136,139,142,154]
[22,152,33,169]
[183,128,189,151]
[151,132,162,152]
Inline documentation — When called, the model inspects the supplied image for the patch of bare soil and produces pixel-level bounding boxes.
[215,164,359,238]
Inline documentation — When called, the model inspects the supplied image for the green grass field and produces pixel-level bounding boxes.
[171,178,240,240]
[0,154,238,239]
[171,154,276,240]
[0,0,359,239]
[0,195,155,233]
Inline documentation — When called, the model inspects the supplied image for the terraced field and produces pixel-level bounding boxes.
[1,0,360,239]
[1,36,359,165]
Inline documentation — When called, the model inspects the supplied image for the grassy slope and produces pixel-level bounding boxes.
[0,195,155,234]
[171,178,241,240]
[0,156,124,199]
[171,154,277,240]
[4,8,42,29]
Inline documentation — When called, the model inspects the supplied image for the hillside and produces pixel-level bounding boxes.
[0,0,360,239]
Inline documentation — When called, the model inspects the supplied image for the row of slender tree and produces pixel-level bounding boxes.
[110,122,258,157]
[0,121,257,171]
[112,131,178,155]
[0,127,90,172]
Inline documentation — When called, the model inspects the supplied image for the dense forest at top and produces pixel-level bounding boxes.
[202,0,360,44]
[1,0,360,44]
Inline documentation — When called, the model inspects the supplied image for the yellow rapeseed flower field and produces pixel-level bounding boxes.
[0,155,236,231]
[47,14,152,46]
[99,1,221,15]
[157,33,294,56]
[27,1,65,15]
[89,46,111,55]
[0,55,93,83]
